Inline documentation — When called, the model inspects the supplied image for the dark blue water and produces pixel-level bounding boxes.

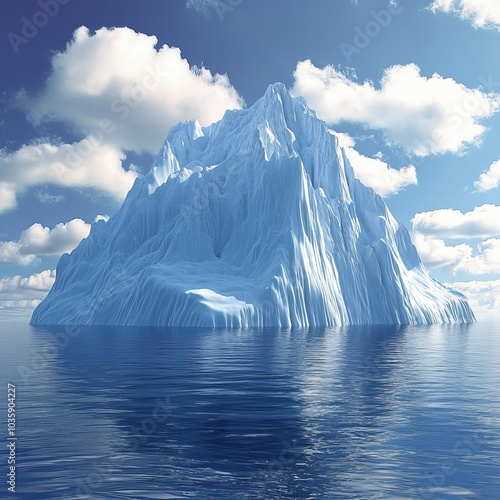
[1,319,500,499]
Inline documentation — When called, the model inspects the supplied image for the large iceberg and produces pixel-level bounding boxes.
[31,83,475,327]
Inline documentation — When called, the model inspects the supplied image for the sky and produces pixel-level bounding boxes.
[1,0,500,319]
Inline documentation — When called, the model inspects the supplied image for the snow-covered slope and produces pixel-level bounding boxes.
[31,83,475,327]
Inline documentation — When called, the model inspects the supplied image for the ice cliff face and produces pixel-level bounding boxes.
[31,83,475,327]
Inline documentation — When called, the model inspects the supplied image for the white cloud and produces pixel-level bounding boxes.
[0,300,43,314]
[430,0,500,31]
[412,204,500,239]
[0,218,97,265]
[412,232,472,269]
[348,151,416,197]
[412,205,500,274]
[19,219,91,256]
[0,139,136,213]
[0,269,55,315]
[446,280,500,319]
[22,26,243,154]
[461,238,500,274]
[331,131,417,196]
[0,269,56,293]
[413,232,500,274]
[474,160,500,192]
[0,241,37,265]
[291,60,500,156]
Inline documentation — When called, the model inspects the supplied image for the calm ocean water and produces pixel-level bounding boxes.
[1,318,500,499]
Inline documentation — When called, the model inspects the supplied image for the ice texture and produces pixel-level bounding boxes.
[31,84,475,327]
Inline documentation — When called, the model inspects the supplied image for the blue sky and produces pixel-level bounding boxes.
[1,0,500,318]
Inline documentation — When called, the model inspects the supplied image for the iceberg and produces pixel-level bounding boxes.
[31,83,475,327]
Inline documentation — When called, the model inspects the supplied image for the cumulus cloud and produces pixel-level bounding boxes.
[0,269,55,315]
[0,241,37,265]
[412,204,500,274]
[412,232,472,269]
[347,152,416,197]
[460,238,500,274]
[21,26,243,154]
[474,160,500,192]
[0,139,136,213]
[430,0,500,31]
[331,131,417,196]
[447,279,500,319]
[291,60,500,156]
[0,269,56,293]
[412,204,500,239]
[0,218,97,265]
[19,219,91,256]
[413,233,500,274]
[0,300,43,314]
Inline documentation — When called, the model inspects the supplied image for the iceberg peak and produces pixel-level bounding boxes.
[262,82,289,101]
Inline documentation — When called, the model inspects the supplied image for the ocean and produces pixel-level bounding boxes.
[1,318,500,499]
